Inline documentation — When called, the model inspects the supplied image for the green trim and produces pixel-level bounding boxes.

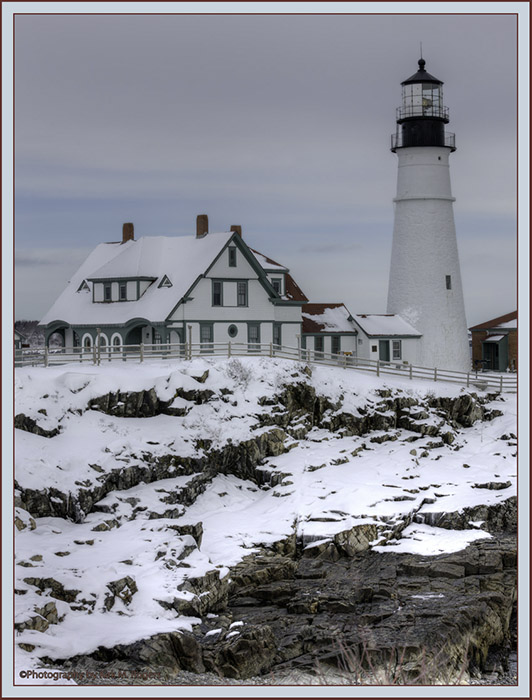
[174,319,301,325]
[273,322,282,346]
[361,334,421,339]
[271,277,283,294]
[247,321,261,347]
[166,233,298,320]
[302,331,358,336]
[212,279,224,307]
[88,276,156,283]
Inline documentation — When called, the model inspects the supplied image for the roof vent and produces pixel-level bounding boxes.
[196,214,208,238]
[122,222,134,243]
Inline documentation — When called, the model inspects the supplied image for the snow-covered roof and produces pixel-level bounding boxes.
[469,311,517,332]
[250,249,288,272]
[302,304,356,334]
[354,314,421,337]
[484,334,505,343]
[495,320,517,330]
[40,232,234,326]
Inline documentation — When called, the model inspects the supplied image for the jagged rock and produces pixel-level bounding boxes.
[415,497,517,534]
[206,625,276,678]
[104,576,138,610]
[14,414,59,438]
[15,507,36,531]
[23,577,80,603]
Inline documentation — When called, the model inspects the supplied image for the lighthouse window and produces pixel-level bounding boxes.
[446,275,452,290]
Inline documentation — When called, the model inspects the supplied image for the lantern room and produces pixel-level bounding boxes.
[391,58,455,151]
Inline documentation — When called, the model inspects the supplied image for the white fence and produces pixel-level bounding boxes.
[14,341,517,393]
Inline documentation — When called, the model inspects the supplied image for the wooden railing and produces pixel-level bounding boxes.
[14,342,518,393]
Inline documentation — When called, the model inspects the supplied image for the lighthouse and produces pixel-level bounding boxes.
[386,58,470,372]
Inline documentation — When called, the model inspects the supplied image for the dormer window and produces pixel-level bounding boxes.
[77,280,90,293]
[271,278,282,294]
[158,275,173,288]
[119,282,127,300]
[104,283,112,301]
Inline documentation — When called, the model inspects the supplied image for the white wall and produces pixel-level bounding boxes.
[387,146,470,371]
[208,244,257,279]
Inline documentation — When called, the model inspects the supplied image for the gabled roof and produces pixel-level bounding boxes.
[469,311,517,332]
[250,249,288,272]
[250,247,308,302]
[353,314,421,337]
[40,232,234,326]
[302,303,356,334]
[40,231,308,327]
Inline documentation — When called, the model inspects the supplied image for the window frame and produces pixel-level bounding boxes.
[104,283,112,302]
[273,323,282,347]
[247,323,261,351]
[212,280,223,307]
[200,323,214,352]
[228,247,237,267]
[331,335,341,356]
[314,335,324,359]
[119,282,127,301]
[237,281,248,307]
[392,339,402,361]
[271,277,282,294]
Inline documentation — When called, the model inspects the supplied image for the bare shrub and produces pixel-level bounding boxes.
[226,359,253,389]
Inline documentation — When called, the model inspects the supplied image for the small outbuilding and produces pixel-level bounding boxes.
[351,314,422,366]
[301,303,359,358]
[469,311,517,371]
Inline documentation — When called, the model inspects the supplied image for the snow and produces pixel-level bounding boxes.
[354,314,421,336]
[496,319,517,329]
[250,250,287,271]
[14,357,516,673]
[40,232,234,326]
[302,305,355,333]
[484,334,505,343]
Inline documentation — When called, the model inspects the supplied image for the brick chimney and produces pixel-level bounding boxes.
[122,222,134,243]
[196,214,208,238]
[230,225,242,238]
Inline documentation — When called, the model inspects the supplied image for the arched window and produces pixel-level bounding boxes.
[111,334,122,352]
[98,333,109,348]
[82,334,93,350]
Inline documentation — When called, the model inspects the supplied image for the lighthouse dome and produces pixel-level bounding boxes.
[402,58,443,85]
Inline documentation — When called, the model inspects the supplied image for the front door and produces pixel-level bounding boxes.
[379,340,390,362]
[482,342,499,370]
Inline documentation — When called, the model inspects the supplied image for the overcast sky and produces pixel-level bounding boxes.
[13,10,519,327]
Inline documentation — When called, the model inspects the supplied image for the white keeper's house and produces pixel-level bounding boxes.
[39,216,308,352]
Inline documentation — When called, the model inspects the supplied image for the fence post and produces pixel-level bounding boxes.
[500,375,503,393]
[269,342,273,358]
[467,372,470,388]
[409,364,413,380]
[343,353,347,369]
[434,368,437,382]
[376,360,380,377]
[228,341,231,358]
[44,346,49,367]
[140,343,144,363]
[92,344,97,365]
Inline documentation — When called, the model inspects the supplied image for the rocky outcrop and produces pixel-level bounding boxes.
[15,374,516,683]
[15,427,289,522]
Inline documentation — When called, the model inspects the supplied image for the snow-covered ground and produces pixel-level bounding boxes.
[13,357,517,676]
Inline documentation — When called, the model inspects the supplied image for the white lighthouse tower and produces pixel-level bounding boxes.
[387,58,470,371]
